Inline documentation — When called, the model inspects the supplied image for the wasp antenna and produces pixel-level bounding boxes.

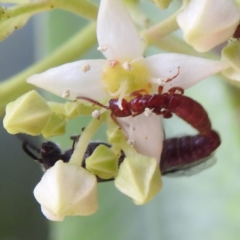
[71,135,80,153]
[22,141,40,161]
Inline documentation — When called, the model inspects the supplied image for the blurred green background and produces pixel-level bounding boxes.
[1,2,240,240]
[0,18,49,239]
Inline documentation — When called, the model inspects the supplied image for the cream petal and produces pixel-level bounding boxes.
[27,59,107,101]
[177,0,240,52]
[97,0,143,61]
[117,114,163,164]
[145,53,229,92]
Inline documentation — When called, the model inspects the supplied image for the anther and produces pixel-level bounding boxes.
[122,62,132,70]
[92,110,101,119]
[127,139,134,145]
[158,78,167,86]
[151,77,167,86]
[97,45,108,52]
[81,64,90,72]
[108,60,118,68]
[62,90,70,98]
[144,108,152,117]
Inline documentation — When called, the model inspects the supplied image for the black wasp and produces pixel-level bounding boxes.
[22,131,220,180]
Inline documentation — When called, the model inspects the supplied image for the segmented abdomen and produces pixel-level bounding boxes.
[160,130,220,174]
[167,94,212,135]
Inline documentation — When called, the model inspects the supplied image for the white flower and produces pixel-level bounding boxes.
[177,0,240,52]
[34,161,98,221]
[27,0,228,161]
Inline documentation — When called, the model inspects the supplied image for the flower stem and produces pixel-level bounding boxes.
[119,141,137,157]
[69,115,106,166]
[142,1,188,45]
[56,0,98,20]
[0,23,97,117]
[154,35,220,59]
[2,0,97,21]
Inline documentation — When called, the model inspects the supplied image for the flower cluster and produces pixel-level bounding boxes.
[2,0,240,221]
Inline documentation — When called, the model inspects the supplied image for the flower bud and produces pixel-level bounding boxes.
[151,0,172,9]
[64,101,97,119]
[221,41,240,83]
[177,0,240,52]
[86,144,118,179]
[41,112,66,138]
[115,154,162,205]
[3,90,50,135]
[34,161,98,221]
[48,102,66,117]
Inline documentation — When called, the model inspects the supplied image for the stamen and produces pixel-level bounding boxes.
[127,139,134,145]
[108,80,128,98]
[92,110,101,119]
[144,108,152,117]
[150,77,168,86]
[81,64,90,72]
[62,90,70,98]
[122,62,132,70]
[108,60,118,68]
[97,45,108,52]
[108,81,129,110]
[117,99,123,110]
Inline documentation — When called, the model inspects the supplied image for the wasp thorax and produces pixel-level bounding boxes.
[101,59,152,99]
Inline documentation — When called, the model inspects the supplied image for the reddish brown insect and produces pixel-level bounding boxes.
[77,87,212,136]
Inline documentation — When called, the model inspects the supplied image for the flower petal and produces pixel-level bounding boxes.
[145,53,229,92]
[27,59,107,101]
[117,114,163,164]
[97,0,143,61]
[177,0,240,52]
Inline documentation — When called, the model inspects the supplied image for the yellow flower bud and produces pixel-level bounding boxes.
[41,112,66,138]
[48,102,66,117]
[64,101,97,119]
[3,90,50,135]
[115,154,162,205]
[107,118,126,145]
[221,41,240,84]
[151,0,172,9]
[86,144,118,179]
